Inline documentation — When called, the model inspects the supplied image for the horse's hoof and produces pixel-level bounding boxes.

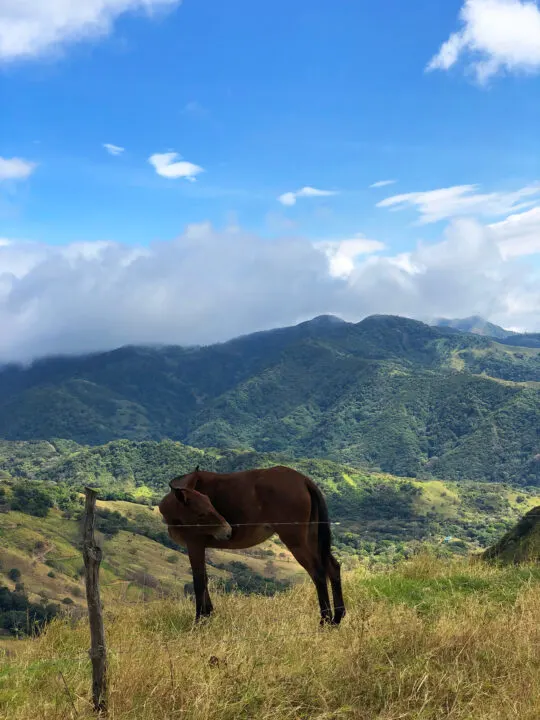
[195,612,213,625]
[319,615,343,628]
[319,616,333,628]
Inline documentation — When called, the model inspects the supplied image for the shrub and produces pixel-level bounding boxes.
[8,568,21,582]
[11,482,54,518]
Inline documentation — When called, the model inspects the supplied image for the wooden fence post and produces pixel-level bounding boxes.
[83,487,108,714]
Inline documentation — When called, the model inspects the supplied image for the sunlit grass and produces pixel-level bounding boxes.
[1,554,539,719]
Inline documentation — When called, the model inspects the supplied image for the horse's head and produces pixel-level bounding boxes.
[158,467,232,541]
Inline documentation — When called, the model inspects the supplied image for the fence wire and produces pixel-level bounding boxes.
[165,520,341,528]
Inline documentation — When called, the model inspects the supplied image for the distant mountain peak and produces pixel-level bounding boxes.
[431,316,514,340]
[302,314,347,326]
[358,314,431,330]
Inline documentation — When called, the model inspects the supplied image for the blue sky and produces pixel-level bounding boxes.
[1,0,540,360]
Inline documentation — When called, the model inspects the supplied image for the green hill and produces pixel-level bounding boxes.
[1,437,539,598]
[483,505,540,564]
[2,436,540,650]
[0,315,539,485]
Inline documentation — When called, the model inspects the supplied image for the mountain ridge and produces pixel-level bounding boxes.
[0,314,538,486]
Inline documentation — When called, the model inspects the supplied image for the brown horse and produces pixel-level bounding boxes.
[158,464,346,626]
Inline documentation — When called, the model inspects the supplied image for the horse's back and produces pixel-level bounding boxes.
[198,465,312,524]
[199,464,310,493]
[255,464,311,486]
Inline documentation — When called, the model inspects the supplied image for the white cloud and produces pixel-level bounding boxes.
[342,217,540,331]
[278,186,338,206]
[427,0,540,82]
[1,216,539,363]
[0,226,337,361]
[370,180,397,189]
[0,157,37,181]
[316,235,386,278]
[149,152,204,181]
[488,205,540,257]
[277,192,297,207]
[103,143,125,156]
[0,0,182,62]
[377,183,540,224]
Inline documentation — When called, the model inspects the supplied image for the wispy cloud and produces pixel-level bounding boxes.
[427,0,540,83]
[0,157,37,181]
[278,186,338,206]
[0,0,182,62]
[377,183,540,224]
[103,143,125,156]
[369,180,397,189]
[149,152,204,182]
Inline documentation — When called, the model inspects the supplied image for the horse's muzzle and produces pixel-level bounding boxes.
[213,523,233,541]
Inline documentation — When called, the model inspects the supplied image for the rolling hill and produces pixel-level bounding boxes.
[2,436,540,622]
[0,315,539,486]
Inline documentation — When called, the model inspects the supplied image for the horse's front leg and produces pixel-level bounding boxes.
[187,542,213,621]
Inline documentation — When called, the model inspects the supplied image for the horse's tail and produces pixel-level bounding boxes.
[306,479,332,571]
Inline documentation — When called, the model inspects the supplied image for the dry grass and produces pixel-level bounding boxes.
[1,555,539,719]
[0,507,301,609]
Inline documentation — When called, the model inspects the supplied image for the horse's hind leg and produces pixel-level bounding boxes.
[313,566,333,626]
[327,553,346,625]
[277,529,332,625]
[296,548,332,626]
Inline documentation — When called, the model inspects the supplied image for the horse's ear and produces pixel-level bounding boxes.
[183,472,198,490]
[169,472,198,492]
[173,488,189,506]
[195,464,200,472]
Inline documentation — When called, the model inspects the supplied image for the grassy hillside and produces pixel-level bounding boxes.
[2,555,539,719]
[483,506,540,564]
[0,315,539,485]
[1,437,540,618]
[0,499,302,623]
